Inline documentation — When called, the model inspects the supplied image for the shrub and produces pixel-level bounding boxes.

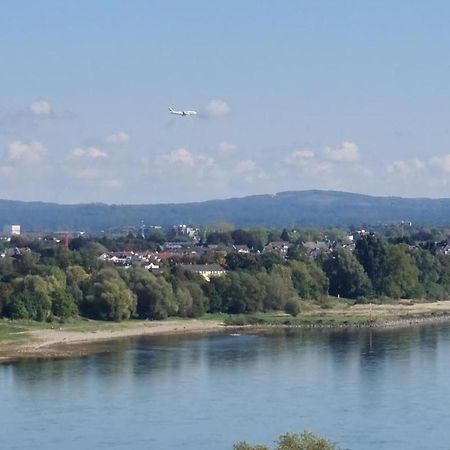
[284,299,301,317]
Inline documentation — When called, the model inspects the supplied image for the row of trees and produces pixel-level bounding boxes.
[1,233,450,322]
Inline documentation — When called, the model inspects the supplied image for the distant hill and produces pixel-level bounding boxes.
[2,190,450,232]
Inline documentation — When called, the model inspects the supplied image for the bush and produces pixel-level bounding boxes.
[284,299,301,317]
[317,296,335,310]
[233,430,340,450]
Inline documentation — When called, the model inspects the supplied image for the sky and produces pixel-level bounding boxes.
[1,0,450,204]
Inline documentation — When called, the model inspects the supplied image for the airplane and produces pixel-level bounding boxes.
[168,107,197,116]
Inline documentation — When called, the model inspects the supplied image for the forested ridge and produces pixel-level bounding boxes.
[1,224,450,323]
[3,190,450,230]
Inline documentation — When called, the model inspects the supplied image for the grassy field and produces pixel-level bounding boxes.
[0,316,207,346]
[0,318,133,344]
[202,299,450,327]
[0,322,30,344]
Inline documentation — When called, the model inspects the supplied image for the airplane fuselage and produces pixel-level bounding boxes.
[169,107,197,116]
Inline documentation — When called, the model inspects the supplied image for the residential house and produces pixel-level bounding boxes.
[233,244,250,254]
[178,263,226,281]
[263,241,292,258]
[302,241,331,259]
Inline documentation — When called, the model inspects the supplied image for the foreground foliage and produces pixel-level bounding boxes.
[233,431,340,450]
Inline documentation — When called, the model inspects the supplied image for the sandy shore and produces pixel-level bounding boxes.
[0,319,227,363]
[3,301,450,363]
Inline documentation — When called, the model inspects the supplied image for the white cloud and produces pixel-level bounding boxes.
[204,99,231,118]
[9,140,47,164]
[233,160,266,183]
[310,161,334,175]
[106,132,130,144]
[166,148,195,168]
[89,148,108,159]
[234,160,257,174]
[71,148,86,158]
[218,142,236,154]
[430,154,450,174]
[197,154,215,167]
[387,158,426,175]
[70,147,108,159]
[411,157,426,170]
[323,141,359,162]
[286,149,315,166]
[29,100,52,116]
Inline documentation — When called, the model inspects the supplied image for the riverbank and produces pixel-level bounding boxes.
[0,319,228,363]
[223,300,450,328]
[3,300,450,363]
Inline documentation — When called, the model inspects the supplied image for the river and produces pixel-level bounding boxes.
[2,324,450,449]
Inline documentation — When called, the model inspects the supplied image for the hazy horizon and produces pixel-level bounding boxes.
[1,188,450,207]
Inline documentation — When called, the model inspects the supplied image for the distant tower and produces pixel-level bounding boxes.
[64,234,69,250]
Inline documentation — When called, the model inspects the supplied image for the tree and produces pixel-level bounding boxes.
[258,265,296,311]
[82,268,136,321]
[206,232,233,245]
[175,286,194,317]
[280,228,290,241]
[219,272,247,314]
[383,245,420,298]
[0,256,15,282]
[66,265,89,306]
[6,275,53,321]
[289,260,328,300]
[129,267,177,319]
[202,278,224,312]
[183,281,209,317]
[285,298,301,316]
[277,431,339,450]
[239,271,266,312]
[233,431,340,450]
[0,282,13,316]
[414,249,443,299]
[354,235,387,294]
[260,252,285,270]
[226,253,259,271]
[147,228,167,244]
[51,289,78,319]
[231,229,253,246]
[14,252,39,275]
[79,242,108,271]
[247,228,269,251]
[322,248,371,299]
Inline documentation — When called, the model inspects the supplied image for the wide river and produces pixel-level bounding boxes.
[2,324,450,449]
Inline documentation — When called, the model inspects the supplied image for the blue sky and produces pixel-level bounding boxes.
[1,1,450,203]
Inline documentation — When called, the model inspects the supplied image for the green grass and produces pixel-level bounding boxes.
[0,321,31,344]
[0,317,136,344]
[199,312,232,321]
[218,311,371,327]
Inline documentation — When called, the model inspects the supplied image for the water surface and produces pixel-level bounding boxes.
[2,325,450,449]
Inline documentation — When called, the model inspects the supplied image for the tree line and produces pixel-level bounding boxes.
[1,231,450,322]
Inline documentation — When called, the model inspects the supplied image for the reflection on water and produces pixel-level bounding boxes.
[2,324,450,449]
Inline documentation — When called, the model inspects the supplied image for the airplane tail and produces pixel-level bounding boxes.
[168,107,175,112]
